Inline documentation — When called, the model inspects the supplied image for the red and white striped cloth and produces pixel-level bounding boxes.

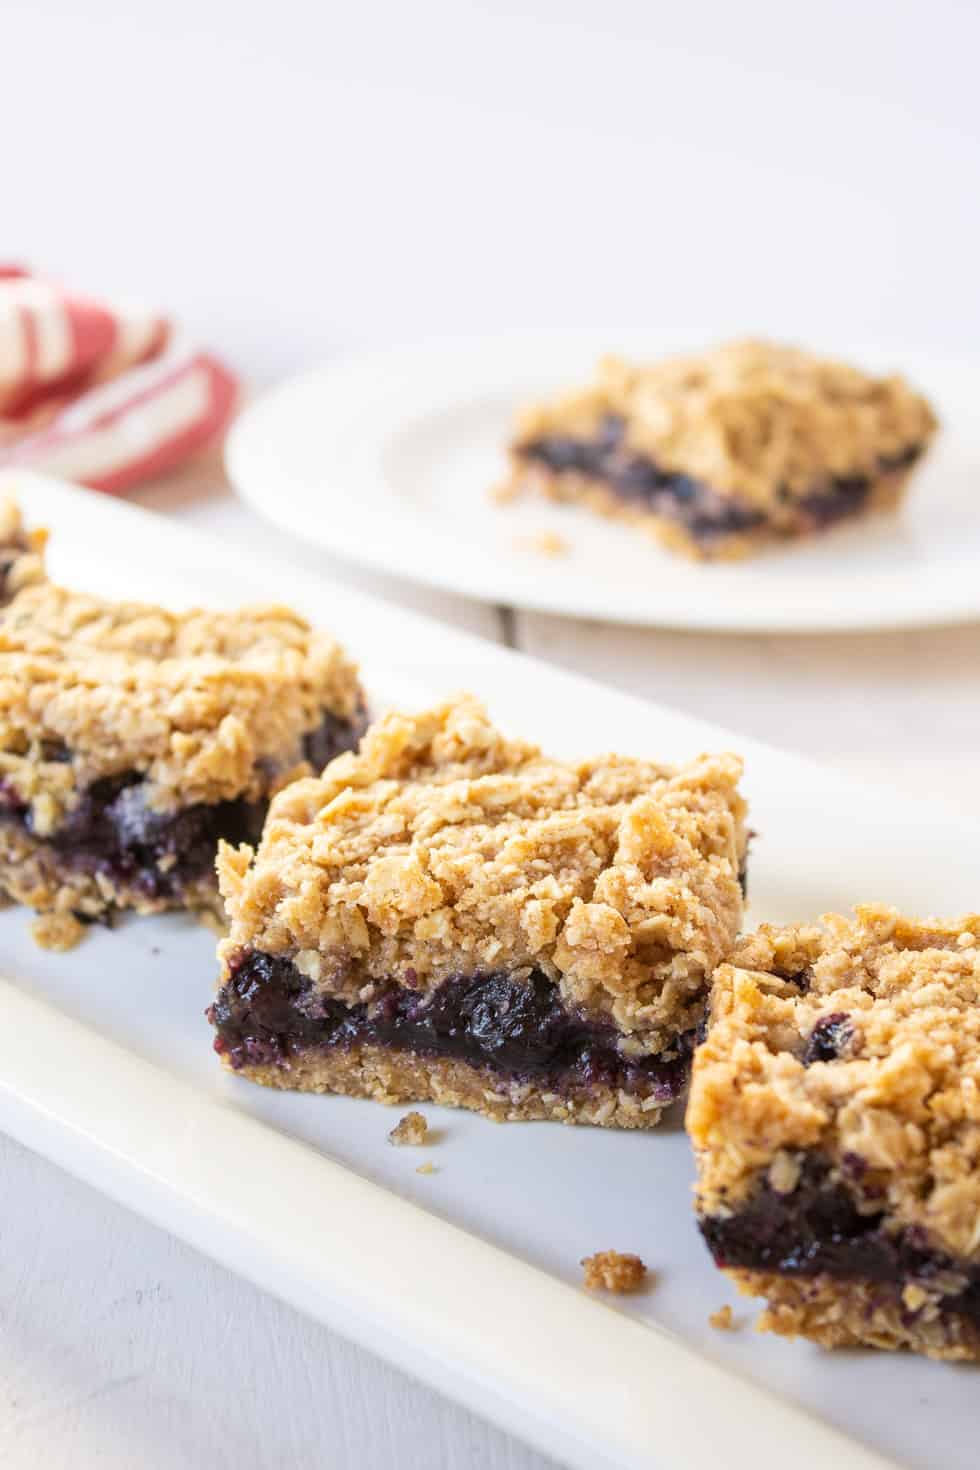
[0,266,238,494]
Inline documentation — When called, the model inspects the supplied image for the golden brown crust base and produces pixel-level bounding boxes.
[221,1042,672,1129]
[729,1268,980,1361]
[503,460,913,562]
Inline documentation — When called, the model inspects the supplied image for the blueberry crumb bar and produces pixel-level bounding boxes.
[689,906,980,1359]
[505,340,937,560]
[0,550,366,936]
[209,695,747,1128]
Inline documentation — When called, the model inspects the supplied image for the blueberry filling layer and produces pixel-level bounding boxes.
[700,1157,980,1328]
[209,949,694,1101]
[0,770,267,899]
[302,704,368,772]
[0,708,365,900]
[519,416,923,543]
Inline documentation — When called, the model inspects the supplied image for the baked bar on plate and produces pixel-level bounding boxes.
[0,532,366,935]
[689,906,980,1359]
[210,695,747,1128]
[505,340,937,560]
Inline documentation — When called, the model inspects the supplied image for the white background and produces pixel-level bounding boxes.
[7,0,980,370]
[4,4,980,1468]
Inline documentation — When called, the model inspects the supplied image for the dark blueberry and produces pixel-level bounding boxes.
[40,740,72,764]
[595,414,626,451]
[302,703,368,772]
[685,494,767,538]
[663,474,697,504]
[796,477,870,529]
[32,771,265,896]
[0,777,27,814]
[802,1012,855,1065]
[457,971,567,1069]
[106,783,173,848]
[777,446,920,528]
[609,455,664,500]
[527,434,593,473]
[772,965,812,992]
[840,1151,868,1180]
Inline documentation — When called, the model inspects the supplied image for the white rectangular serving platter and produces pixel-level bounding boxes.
[3,474,979,1470]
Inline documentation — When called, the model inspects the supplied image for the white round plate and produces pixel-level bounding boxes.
[226,332,980,631]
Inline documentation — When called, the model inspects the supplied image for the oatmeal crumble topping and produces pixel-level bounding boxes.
[217,695,746,1051]
[513,340,938,508]
[0,582,362,823]
[690,905,980,1262]
[388,1110,429,1146]
[708,1304,736,1331]
[581,1251,648,1293]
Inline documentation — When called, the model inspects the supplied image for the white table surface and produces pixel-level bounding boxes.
[5,1,980,1465]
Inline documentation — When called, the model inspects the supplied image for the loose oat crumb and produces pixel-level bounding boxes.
[581,1250,648,1293]
[388,1111,429,1146]
[709,1304,736,1331]
[415,1161,436,1176]
[30,912,87,952]
[514,530,570,557]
